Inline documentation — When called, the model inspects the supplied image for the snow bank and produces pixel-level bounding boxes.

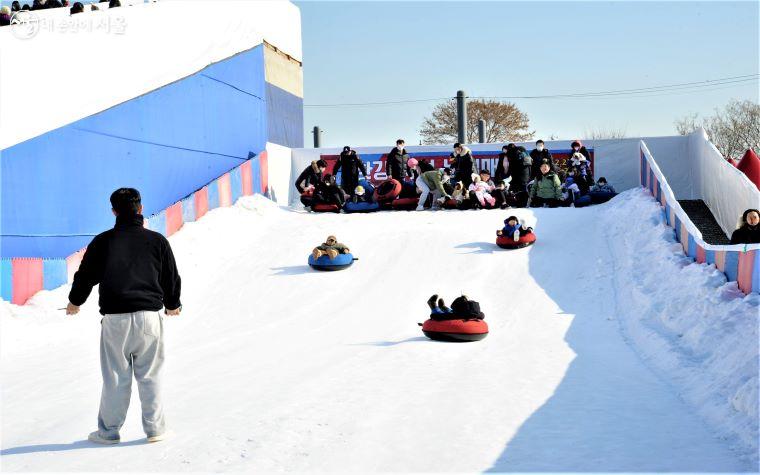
[602,189,759,466]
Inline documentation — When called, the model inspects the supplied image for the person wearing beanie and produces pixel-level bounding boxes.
[312,235,351,260]
[497,215,533,241]
[450,143,477,188]
[386,139,410,181]
[730,209,760,244]
[530,139,555,179]
[333,146,368,197]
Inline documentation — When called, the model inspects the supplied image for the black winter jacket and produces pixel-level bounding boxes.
[730,225,760,244]
[509,147,533,192]
[386,147,410,181]
[69,214,182,315]
[294,161,323,193]
[333,151,368,188]
[530,148,555,178]
[451,149,477,180]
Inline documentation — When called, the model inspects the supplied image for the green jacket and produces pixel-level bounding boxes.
[421,170,449,197]
[530,172,562,200]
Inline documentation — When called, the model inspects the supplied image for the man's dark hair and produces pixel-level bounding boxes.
[316,159,327,168]
[536,139,544,145]
[109,0,120,7]
[453,142,461,149]
[396,139,405,145]
[110,188,141,216]
[70,2,83,14]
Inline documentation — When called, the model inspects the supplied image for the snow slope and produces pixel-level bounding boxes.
[1,191,756,472]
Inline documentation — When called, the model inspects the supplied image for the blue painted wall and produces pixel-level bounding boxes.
[266,82,304,148]
[1,45,268,259]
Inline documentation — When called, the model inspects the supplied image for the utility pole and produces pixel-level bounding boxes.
[312,126,321,148]
[456,90,467,144]
[478,119,486,143]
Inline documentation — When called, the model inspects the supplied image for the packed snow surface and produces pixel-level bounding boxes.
[1,190,757,472]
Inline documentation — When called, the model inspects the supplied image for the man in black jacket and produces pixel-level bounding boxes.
[530,139,555,179]
[294,159,327,206]
[509,146,533,207]
[385,139,410,181]
[333,146,368,195]
[67,188,181,445]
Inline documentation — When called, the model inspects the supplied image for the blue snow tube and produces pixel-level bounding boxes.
[344,201,380,213]
[308,252,355,271]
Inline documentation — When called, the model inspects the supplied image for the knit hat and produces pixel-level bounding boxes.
[354,185,365,196]
[407,158,418,169]
[0,6,10,13]
[451,296,485,319]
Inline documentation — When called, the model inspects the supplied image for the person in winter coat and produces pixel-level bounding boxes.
[478,169,509,209]
[70,2,83,14]
[295,159,327,195]
[561,174,582,207]
[11,1,21,12]
[66,188,181,445]
[312,174,346,208]
[589,176,617,203]
[530,162,562,208]
[416,168,452,211]
[333,146,368,195]
[530,140,555,179]
[495,144,512,183]
[312,235,351,260]
[468,173,497,208]
[450,143,478,188]
[386,139,410,181]
[570,140,591,162]
[497,215,534,241]
[730,209,760,244]
[508,146,533,207]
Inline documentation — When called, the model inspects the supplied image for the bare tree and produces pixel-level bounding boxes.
[419,99,533,145]
[582,126,628,140]
[674,99,760,160]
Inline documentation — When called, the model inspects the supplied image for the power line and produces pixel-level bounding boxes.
[303,74,759,108]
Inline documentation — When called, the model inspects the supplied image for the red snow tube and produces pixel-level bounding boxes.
[421,319,488,342]
[312,203,340,213]
[392,197,419,210]
[374,179,402,202]
[496,233,536,249]
[443,198,459,209]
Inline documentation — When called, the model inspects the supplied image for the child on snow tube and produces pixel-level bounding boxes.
[426,294,485,321]
[420,294,488,342]
[312,235,351,260]
[497,216,533,242]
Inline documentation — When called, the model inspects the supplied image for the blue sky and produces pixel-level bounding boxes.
[296,1,759,147]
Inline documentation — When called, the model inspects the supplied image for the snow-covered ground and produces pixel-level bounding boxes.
[1,190,757,472]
